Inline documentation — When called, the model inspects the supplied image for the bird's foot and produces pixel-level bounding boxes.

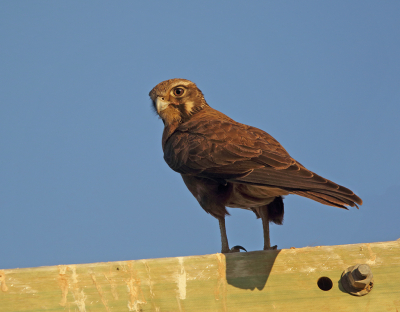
[229,245,247,253]
[264,245,277,250]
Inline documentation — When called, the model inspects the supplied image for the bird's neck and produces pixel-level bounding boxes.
[162,121,180,151]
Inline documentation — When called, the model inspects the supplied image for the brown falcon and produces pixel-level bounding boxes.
[149,78,362,253]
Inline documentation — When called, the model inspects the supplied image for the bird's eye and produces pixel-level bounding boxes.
[173,88,185,97]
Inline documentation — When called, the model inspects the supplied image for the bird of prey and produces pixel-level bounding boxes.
[149,78,362,253]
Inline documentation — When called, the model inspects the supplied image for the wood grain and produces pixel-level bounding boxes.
[1,240,399,311]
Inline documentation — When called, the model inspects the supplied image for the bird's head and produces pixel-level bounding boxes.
[149,78,208,126]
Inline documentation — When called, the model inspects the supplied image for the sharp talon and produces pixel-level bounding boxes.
[230,245,247,252]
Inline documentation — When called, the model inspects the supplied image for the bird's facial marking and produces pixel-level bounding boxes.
[169,85,196,115]
[182,100,195,115]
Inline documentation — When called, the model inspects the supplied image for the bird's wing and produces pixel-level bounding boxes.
[164,118,294,175]
[164,118,362,207]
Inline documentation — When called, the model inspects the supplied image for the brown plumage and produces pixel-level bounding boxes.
[149,78,362,253]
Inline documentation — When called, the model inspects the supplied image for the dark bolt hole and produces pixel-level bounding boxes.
[317,277,333,291]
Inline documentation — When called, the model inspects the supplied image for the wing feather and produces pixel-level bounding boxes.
[163,113,362,207]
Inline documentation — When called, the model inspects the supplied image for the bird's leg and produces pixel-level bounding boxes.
[218,217,230,253]
[259,207,277,250]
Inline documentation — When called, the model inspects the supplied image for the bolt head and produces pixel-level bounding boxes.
[350,264,373,288]
[356,264,371,278]
[341,263,374,296]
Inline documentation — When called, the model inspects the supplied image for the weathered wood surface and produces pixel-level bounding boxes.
[1,240,399,311]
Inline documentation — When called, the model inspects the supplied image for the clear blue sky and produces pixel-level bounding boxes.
[1,1,399,269]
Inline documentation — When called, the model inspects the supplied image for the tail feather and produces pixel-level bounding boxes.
[291,190,359,209]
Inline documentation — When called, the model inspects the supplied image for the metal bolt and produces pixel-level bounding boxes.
[356,264,371,278]
[341,263,374,296]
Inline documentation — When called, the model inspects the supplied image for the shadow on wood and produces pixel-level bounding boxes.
[226,250,280,290]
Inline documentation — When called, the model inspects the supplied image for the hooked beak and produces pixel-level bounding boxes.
[156,97,170,114]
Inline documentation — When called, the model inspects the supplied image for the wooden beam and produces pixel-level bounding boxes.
[1,240,399,311]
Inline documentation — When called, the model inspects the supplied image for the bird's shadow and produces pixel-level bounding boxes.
[225,249,280,291]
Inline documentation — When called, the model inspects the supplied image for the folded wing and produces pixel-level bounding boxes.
[163,117,362,209]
